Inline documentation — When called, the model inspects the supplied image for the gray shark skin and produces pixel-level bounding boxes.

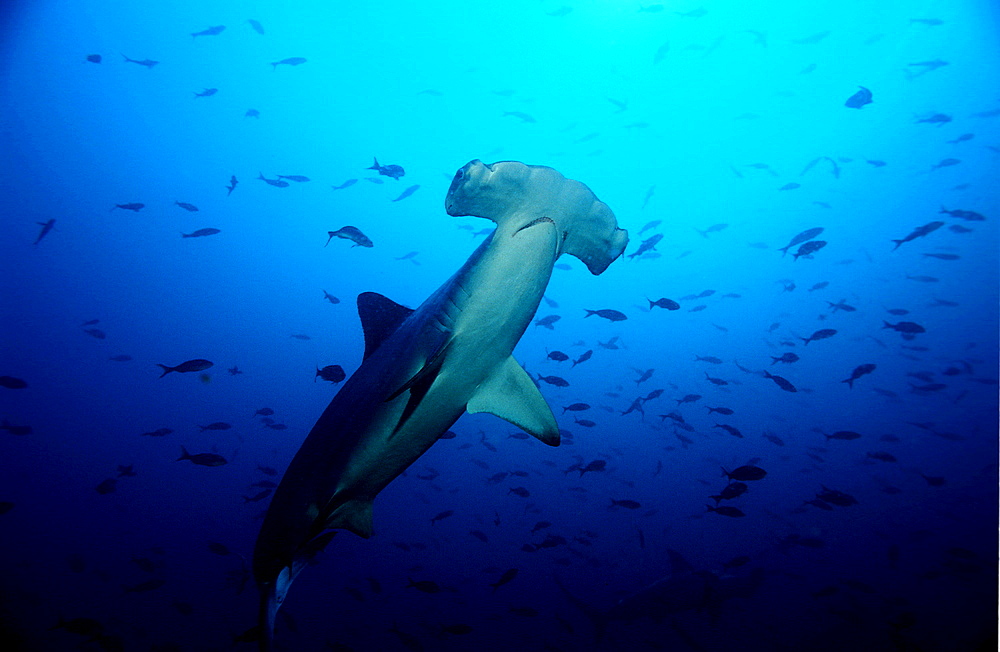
[253,159,628,649]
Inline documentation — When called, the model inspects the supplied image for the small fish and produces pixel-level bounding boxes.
[247,19,265,35]
[534,315,560,329]
[722,465,767,481]
[0,376,27,389]
[208,541,231,556]
[867,451,897,463]
[793,240,827,260]
[257,173,289,188]
[111,203,144,212]
[1,421,32,435]
[562,403,589,414]
[779,182,801,191]
[572,350,593,367]
[537,374,569,387]
[121,54,158,68]
[367,157,405,180]
[675,394,701,405]
[842,364,876,388]
[706,505,745,517]
[156,359,213,377]
[95,478,117,495]
[883,321,925,334]
[270,57,307,70]
[33,219,55,245]
[801,328,837,345]
[316,365,346,383]
[825,430,861,441]
[502,111,537,123]
[226,175,238,196]
[322,290,340,304]
[508,487,530,498]
[490,569,518,592]
[611,499,641,509]
[916,113,951,125]
[191,25,225,39]
[182,228,220,238]
[176,446,227,466]
[778,227,824,256]
[648,297,680,310]
[83,328,106,339]
[929,158,960,171]
[193,88,218,98]
[706,406,734,415]
[199,422,231,431]
[714,423,742,438]
[844,86,873,109]
[939,206,985,221]
[584,309,627,321]
[85,54,101,64]
[628,233,663,260]
[762,370,797,392]
[407,578,441,593]
[277,175,310,183]
[579,460,606,476]
[391,185,420,202]
[331,179,358,190]
[695,223,728,237]
[771,353,799,365]
[547,350,569,362]
[326,226,373,248]
[429,510,454,524]
[174,201,198,212]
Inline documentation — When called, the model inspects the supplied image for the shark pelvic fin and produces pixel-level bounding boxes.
[326,497,374,538]
[467,356,560,445]
[357,292,415,360]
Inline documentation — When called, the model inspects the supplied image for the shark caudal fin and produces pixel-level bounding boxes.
[467,356,560,445]
[444,160,628,275]
[256,531,337,651]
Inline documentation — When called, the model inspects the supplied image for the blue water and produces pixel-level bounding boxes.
[2,1,998,650]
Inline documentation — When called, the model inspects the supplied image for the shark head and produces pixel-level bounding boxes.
[446,159,629,275]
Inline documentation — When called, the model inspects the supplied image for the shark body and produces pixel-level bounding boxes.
[252,160,628,648]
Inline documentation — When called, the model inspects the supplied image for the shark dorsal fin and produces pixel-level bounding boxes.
[467,356,560,445]
[357,292,414,360]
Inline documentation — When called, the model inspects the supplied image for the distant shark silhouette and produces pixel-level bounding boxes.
[253,159,629,649]
[556,549,765,641]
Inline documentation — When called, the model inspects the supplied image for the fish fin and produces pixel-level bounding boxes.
[326,498,374,538]
[386,332,453,432]
[467,357,560,446]
[357,292,415,360]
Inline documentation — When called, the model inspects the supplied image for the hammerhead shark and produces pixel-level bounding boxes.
[252,160,628,648]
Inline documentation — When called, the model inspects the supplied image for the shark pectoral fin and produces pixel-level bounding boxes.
[467,357,560,445]
[326,497,375,539]
[357,292,415,360]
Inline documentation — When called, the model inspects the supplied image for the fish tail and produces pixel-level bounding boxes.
[156,364,174,377]
[882,321,892,329]
[583,310,595,318]
[891,239,904,250]
[367,157,379,170]
[720,467,729,478]
[843,378,854,389]
[176,446,190,461]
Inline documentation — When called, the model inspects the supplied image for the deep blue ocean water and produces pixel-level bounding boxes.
[2,1,998,650]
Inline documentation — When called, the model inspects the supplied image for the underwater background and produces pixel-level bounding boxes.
[1,0,998,650]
